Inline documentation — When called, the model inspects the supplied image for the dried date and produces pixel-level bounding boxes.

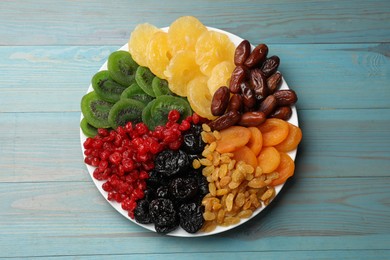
[229,65,247,94]
[258,95,277,116]
[211,86,230,116]
[261,56,280,77]
[267,71,282,94]
[227,94,243,112]
[244,43,268,68]
[269,106,292,120]
[240,82,256,109]
[238,111,266,127]
[207,110,241,131]
[234,40,251,66]
[273,89,298,106]
[250,68,269,101]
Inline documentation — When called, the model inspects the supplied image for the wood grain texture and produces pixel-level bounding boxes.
[1,43,389,113]
[0,0,389,258]
[0,0,389,45]
[1,178,389,258]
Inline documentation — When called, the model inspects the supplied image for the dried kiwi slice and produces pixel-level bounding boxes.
[152,77,172,97]
[135,66,156,97]
[151,95,193,127]
[107,50,139,87]
[92,70,127,103]
[80,117,98,138]
[120,82,154,105]
[142,99,158,130]
[81,91,113,128]
[108,98,146,129]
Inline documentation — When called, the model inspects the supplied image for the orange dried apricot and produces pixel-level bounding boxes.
[257,118,289,146]
[215,126,251,153]
[274,122,302,152]
[257,146,281,173]
[246,127,263,156]
[232,146,258,169]
[270,152,295,186]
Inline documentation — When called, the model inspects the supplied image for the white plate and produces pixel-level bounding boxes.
[80,26,298,237]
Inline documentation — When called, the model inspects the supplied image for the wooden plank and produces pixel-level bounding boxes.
[0,108,389,183]
[0,178,389,257]
[0,43,389,113]
[0,0,389,45]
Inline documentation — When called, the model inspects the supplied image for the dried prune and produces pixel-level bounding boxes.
[169,177,198,201]
[196,174,209,196]
[154,149,190,177]
[181,125,205,155]
[155,218,179,234]
[149,198,178,228]
[156,185,170,198]
[179,203,205,233]
[146,170,163,188]
[134,199,152,224]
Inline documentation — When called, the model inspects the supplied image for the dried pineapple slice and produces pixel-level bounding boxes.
[164,50,202,97]
[187,75,216,120]
[207,61,235,95]
[168,16,207,55]
[195,30,235,76]
[128,23,160,67]
[146,31,171,79]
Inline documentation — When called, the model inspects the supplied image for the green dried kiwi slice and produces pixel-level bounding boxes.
[120,82,155,105]
[81,91,113,128]
[80,117,98,138]
[141,99,158,130]
[108,98,146,129]
[107,50,139,87]
[135,66,156,97]
[150,95,193,127]
[152,77,172,96]
[92,70,127,103]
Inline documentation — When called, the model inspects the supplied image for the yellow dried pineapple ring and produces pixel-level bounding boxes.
[207,61,235,95]
[128,23,160,67]
[187,75,217,120]
[195,30,236,76]
[146,31,171,79]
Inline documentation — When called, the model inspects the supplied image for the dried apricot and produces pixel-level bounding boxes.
[215,126,251,153]
[274,122,302,152]
[246,127,263,156]
[232,146,258,169]
[257,118,289,146]
[270,152,295,186]
[257,146,281,173]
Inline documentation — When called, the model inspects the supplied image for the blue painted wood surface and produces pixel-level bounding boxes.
[0,0,389,258]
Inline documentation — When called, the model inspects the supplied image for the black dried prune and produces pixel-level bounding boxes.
[149,198,177,228]
[156,185,169,199]
[146,170,163,188]
[155,218,179,234]
[196,174,209,196]
[179,203,205,233]
[169,177,198,201]
[134,199,152,224]
[154,149,189,177]
[181,125,205,155]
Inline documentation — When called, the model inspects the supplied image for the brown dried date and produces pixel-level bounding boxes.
[269,106,292,121]
[227,94,243,112]
[267,71,282,94]
[273,89,298,106]
[234,40,251,66]
[244,43,268,68]
[211,86,230,116]
[229,65,247,94]
[249,68,269,101]
[238,111,266,127]
[258,95,277,116]
[261,55,280,77]
[240,82,256,109]
[208,110,241,131]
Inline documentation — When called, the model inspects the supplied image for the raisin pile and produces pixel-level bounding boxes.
[134,124,208,234]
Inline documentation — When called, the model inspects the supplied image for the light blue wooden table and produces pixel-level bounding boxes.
[1,0,389,259]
